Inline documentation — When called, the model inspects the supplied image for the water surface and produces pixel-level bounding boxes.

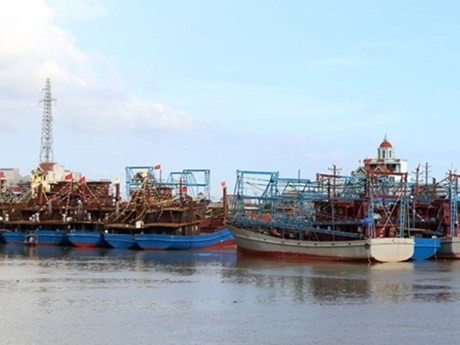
[1,244,459,345]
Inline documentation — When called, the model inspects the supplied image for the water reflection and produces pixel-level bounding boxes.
[2,243,460,305]
[228,253,373,304]
[230,252,460,304]
[135,249,238,277]
[0,243,238,274]
[0,243,69,258]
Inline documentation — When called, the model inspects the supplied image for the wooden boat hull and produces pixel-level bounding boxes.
[228,225,414,263]
[437,237,460,259]
[412,237,441,260]
[135,228,235,250]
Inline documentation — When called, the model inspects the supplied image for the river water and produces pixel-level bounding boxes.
[1,244,459,345]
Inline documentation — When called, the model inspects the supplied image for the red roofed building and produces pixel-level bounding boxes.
[38,162,56,173]
[354,135,408,181]
[377,136,394,160]
[31,162,82,194]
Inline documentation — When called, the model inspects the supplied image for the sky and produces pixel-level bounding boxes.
[1,0,460,199]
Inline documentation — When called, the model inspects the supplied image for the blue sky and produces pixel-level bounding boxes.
[1,0,460,198]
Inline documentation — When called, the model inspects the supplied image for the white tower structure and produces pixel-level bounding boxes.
[39,78,55,163]
[363,135,408,176]
[377,135,394,160]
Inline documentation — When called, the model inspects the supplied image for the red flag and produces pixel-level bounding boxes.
[64,173,73,181]
[79,176,86,184]
[0,171,5,179]
[154,164,161,170]
[181,185,187,193]
[220,181,226,188]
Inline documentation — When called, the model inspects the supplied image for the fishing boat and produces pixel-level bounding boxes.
[133,192,234,250]
[227,224,413,262]
[105,167,235,250]
[227,170,414,263]
[0,171,119,248]
[105,213,234,250]
[0,176,27,243]
[0,197,34,244]
[65,180,119,248]
[437,174,460,259]
[408,172,460,259]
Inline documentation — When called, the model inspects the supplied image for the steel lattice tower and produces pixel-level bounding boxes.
[39,78,55,163]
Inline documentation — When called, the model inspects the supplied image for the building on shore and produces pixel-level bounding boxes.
[31,162,81,193]
[352,136,408,181]
[0,168,31,201]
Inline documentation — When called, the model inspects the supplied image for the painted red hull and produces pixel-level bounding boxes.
[201,239,236,250]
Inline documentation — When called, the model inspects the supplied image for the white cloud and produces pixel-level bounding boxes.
[0,0,96,92]
[60,94,195,133]
[0,0,193,133]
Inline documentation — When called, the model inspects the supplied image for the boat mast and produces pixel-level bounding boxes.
[398,173,408,237]
[449,172,459,237]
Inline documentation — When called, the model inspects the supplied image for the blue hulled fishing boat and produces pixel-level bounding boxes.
[105,167,234,251]
[0,172,120,248]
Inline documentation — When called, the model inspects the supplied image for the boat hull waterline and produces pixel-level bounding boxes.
[67,231,106,248]
[136,228,235,250]
[228,225,414,263]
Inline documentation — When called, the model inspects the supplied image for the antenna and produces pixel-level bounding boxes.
[39,78,56,163]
